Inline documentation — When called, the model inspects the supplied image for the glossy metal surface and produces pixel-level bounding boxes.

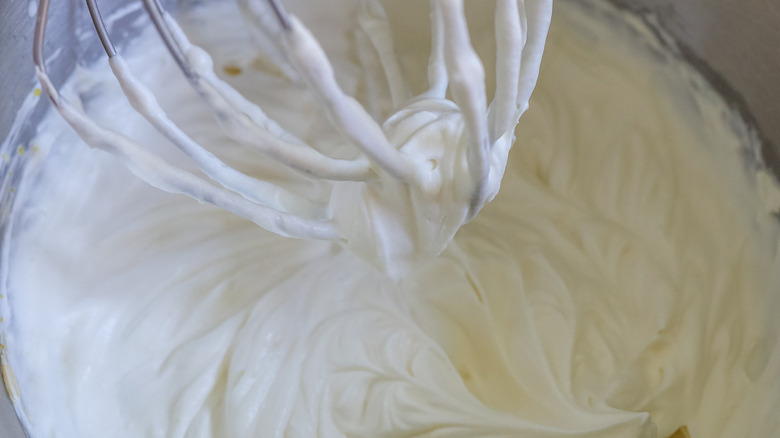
[611,0,780,172]
[1,0,779,436]
[0,2,175,435]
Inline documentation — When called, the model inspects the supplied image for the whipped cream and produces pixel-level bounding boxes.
[3,1,780,437]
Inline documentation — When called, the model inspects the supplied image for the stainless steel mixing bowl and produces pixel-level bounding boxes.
[0,2,178,435]
[1,0,779,436]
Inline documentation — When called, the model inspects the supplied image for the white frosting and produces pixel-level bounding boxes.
[3,1,780,437]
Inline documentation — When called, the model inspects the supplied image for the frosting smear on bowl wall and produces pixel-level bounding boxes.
[2,0,780,437]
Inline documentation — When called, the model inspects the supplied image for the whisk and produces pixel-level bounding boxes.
[33,0,551,272]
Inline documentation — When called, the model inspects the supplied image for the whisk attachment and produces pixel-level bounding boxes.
[33,0,552,273]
